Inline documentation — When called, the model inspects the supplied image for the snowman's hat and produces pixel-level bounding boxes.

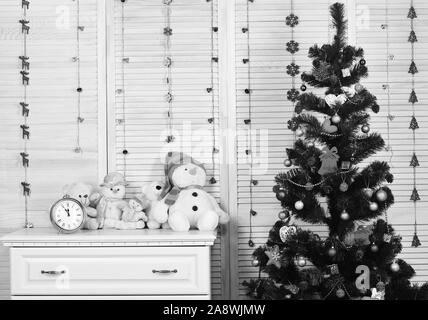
[100,172,128,188]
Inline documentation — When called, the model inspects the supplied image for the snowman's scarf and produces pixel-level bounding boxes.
[164,185,203,206]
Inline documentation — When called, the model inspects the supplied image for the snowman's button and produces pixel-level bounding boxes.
[192,206,198,211]
[192,192,198,197]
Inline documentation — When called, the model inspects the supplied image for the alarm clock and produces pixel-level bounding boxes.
[49,195,86,233]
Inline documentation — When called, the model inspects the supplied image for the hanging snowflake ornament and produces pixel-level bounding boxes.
[286,63,300,77]
[286,40,299,54]
[163,27,173,36]
[285,14,299,27]
[265,245,282,269]
[287,88,300,102]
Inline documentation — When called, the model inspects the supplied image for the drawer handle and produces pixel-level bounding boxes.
[152,269,178,274]
[41,270,66,275]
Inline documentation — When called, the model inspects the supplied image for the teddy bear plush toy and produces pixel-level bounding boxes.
[151,152,229,232]
[62,182,100,230]
[123,195,149,225]
[91,172,144,230]
[141,181,169,229]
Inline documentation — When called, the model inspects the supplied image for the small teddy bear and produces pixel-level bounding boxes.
[151,152,229,232]
[63,182,100,230]
[123,196,149,225]
[141,181,168,229]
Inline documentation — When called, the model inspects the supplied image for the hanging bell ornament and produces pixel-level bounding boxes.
[390,261,400,272]
[376,190,387,202]
[328,246,337,257]
[340,210,350,220]
[336,288,345,298]
[339,182,349,192]
[370,243,379,252]
[369,202,379,211]
[297,256,307,267]
[284,159,292,167]
[294,200,304,211]
[296,128,304,137]
[252,259,260,267]
[363,188,374,199]
[331,114,341,124]
[361,125,370,133]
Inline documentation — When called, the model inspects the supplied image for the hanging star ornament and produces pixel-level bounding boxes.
[408,61,418,74]
[410,153,420,167]
[410,188,420,202]
[408,6,417,19]
[409,116,419,130]
[265,245,282,269]
[412,232,422,248]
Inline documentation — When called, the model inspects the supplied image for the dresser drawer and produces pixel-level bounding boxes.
[10,246,210,296]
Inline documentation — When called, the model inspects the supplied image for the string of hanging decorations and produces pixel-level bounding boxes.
[407,2,421,248]
[73,0,84,154]
[244,0,256,248]
[207,0,219,185]
[19,0,32,228]
[163,0,175,144]
[119,0,128,178]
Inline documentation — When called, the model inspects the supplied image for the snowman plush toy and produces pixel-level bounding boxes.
[152,152,229,232]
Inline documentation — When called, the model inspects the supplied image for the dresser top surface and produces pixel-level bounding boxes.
[1,228,217,247]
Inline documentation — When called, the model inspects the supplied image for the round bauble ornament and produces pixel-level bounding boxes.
[355,83,364,92]
[276,190,287,201]
[391,262,400,272]
[297,256,307,267]
[252,259,260,267]
[370,243,379,253]
[369,202,379,211]
[284,159,292,167]
[305,182,314,191]
[340,210,350,220]
[285,294,292,299]
[339,182,349,192]
[363,188,374,199]
[360,59,366,66]
[296,128,304,137]
[248,239,255,247]
[376,190,387,202]
[300,84,307,91]
[278,210,290,220]
[355,249,364,261]
[361,125,370,134]
[336,288,345,298]
[328,246,337,257]
[331,114,341,124]
[294,200,304,211]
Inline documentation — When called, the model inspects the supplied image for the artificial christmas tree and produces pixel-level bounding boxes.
[244,3,428,300]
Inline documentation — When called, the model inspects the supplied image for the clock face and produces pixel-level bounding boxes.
[50,198,85,233]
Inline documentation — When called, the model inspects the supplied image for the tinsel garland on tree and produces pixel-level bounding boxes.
[244,2,428,300]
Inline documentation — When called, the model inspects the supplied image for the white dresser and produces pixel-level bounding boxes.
[1,228,217,300]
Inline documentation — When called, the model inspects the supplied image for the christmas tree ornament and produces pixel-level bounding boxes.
[325,94,347,107]
[279,225,297,242]
[307,141,315,148]
[375,189,387,202]
[341,68,351,78]
[248,239,254,247]
[276,190,286,201]
[265,245,282,269]
[341,86,356,97]
[411,232,421,248]
[336,288,345,298]
[410,187,420,201]
[370,243,379,253]
[369,202,378,211]
[327,263,340,275]
[359,58,366,66]
[286,63,300,77]
[285,13,299,27]
[408,61,418,74]
[408,6,417,19]
[318,147,339,175]
[409,89,418,103]
[295,128,304,137]
[284,159,292,167]
[354,83,364,93]
[410,153,419,167]
[305,182,314,191]
[361,125,370,133]
[390,261,400,272]
[340,161,351,170]
[297,256,307,267]
[286,40,299,54]
[340,210,350,220]
[300,84,307,91]
[251,259,260,267]
[331,113,341,124]
[278,210,290,220]
[321,117,338,133]
[294,200,304,211]
[363,188,374,199]
[328,246,337,257]
[355,249,364,261]
[285,294,292,299]
[339,182,349,192]
[408,30,417,43]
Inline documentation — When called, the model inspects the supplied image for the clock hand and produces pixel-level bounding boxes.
[61,205,70,217]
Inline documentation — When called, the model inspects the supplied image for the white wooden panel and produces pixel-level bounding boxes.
[234,0,428,298]
[110,0,225,299]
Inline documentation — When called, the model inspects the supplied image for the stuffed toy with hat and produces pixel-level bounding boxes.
[91,172,144,229]
[63,182,101,230]
[141,181,169,229]
[151,152,229,232]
